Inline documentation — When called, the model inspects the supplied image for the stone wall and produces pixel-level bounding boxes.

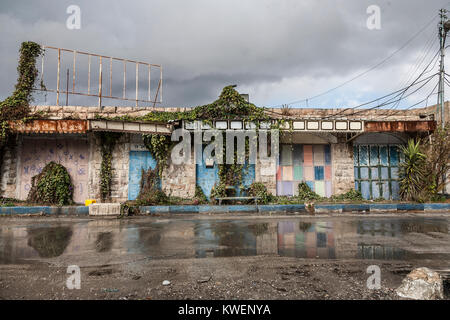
[331,142,355,195]
[161,149,196,198]
[0,140,19,199]
[28,102,444,122]
[88,133,130,203]
[255,158,277,195]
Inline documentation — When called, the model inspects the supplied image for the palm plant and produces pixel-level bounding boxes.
[399,139,427,201]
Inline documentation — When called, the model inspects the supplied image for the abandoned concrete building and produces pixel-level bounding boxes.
[0,94,445,204]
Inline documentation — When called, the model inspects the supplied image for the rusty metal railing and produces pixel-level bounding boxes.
[37,45,162,107]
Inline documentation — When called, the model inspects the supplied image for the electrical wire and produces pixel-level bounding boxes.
[321,49,440,119]
[268,14,439,108]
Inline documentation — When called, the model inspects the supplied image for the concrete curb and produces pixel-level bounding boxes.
[139,203,450,215]
[0,203,449,216]
[0,206,89,215]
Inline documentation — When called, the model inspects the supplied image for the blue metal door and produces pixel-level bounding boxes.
[195,144,256,200]
[354,145,403,200]
[128,151,158,200]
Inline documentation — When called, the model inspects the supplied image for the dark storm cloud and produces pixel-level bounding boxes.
[0,0,449,107]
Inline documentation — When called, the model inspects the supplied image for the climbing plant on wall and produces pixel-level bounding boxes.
[27,162,74,206]
[0,41,44,141]
[0,41,44,193]
[96,85,284,199]
[143,134,172,177]
[97,132,123,202]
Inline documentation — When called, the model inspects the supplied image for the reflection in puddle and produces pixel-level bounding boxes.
[95,232,113,253]
[0,217,448,263]
[27,226,73,258]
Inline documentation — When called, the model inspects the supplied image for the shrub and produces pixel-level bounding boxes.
[297,182,321,201]
[135,166,169,206]
[399,139,428,202]
[248,182,272,204]
[210,183,227,203]
[194,185,208,204]
[331,189,363,201]
[27,162,74,206]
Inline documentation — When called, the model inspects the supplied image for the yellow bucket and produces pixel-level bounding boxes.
[85,199,97,206]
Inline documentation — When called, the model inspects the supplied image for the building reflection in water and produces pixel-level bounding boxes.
[277,221,336,259]
[0,218,447,263]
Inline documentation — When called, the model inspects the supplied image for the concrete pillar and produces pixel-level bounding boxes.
[331,141,355,195]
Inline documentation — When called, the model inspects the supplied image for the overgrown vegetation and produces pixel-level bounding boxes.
[0,42,43,191]
[399,139,427,201]
[27,162,74,206]
[97,132,123,202]
[0,41,44,142]
[143,134,172,177]
[331,189,363,202]
[399,126,449,202]
[194,185,208,204]
[297,182,322,201]
[104,85,275,192]
[248,182,272,204]
[135,167,168,205]
[120,166,169,215]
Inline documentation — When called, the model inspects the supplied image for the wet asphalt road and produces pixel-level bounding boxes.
[1,213,449,268]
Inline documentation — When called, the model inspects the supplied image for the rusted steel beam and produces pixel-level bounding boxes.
[8,120,88,134]
[365,120,436,132]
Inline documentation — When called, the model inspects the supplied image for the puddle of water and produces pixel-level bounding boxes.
[0,217,449,264]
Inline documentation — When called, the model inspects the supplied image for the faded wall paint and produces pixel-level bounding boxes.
[19,137,89,203]
[277,144,333,197]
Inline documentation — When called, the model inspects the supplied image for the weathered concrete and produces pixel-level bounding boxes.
[89,203,121,216]
[331,142,354,195]
[0,141,19,199]
[396,267,444,300]
[161,149,196,198]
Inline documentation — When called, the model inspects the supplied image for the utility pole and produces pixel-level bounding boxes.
[438,8,447,128]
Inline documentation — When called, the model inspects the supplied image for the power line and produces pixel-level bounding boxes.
[376,80,440,120]
[386,29,438,112]
[269,13,439,108]
[321,49,440,119]
[332,73,439,119]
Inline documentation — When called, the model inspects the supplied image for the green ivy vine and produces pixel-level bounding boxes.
[97,132,123,202]
[143,134,172,177]
[27,162,74,206]
[96,85,286,200]
[0,41,44,142]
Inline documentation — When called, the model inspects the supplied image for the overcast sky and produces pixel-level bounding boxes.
[1,0,449,109]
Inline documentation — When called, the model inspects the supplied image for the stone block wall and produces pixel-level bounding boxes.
[161,149,196,198]
[255,158,277,195]
[88,133,130,203]
[331,142,355,195]
[0,141,19,199]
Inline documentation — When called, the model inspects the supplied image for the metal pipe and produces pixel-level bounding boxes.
[98,56,103,108]
[72,50,76,93]
[123,60,126,99]
[40,46,45,87]
[148,65,151,101]
[109,57,112,97]
[160,66,163,103]
[88,54,91,95]
[66,68,69,106]
[56,48,61,106]
[136,62,139,107]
